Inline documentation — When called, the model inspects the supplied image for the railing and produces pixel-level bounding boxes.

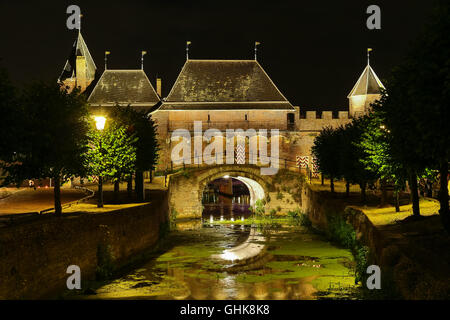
[39,185,95,214]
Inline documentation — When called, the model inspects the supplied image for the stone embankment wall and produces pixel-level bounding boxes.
[0,193,168,299]
[301,185,450,299]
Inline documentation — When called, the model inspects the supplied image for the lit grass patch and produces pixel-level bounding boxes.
[356,198,439,226]
[49,202,149,214]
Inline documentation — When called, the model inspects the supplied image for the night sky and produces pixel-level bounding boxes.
[0,0,436,110]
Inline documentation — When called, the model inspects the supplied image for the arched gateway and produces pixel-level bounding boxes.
[168,165,274,219]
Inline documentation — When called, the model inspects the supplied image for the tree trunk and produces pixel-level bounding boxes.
[330,176,334,193]
[380,179,387,207]
[394,189,400,212]
[150,170,153,183]
[321,174,324,185]
[345,181,350,198]
[53,175,62,215]
[409,172,421,217]
[135,171,145,201]
[426,181,433,197]
[98,176,103,208]
[438,160,450,233]
[127,176,133,200]
[360,182,367,204]
[114,180,120,202]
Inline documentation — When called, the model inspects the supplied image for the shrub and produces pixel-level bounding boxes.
[254,199,265,216]
[327,215,356,249]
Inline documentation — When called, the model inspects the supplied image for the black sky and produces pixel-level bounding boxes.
[0,0,436,110]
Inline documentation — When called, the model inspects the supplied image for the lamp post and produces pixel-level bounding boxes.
[95,116,106,208]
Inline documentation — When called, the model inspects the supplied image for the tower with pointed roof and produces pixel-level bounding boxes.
[347,52,384,118]
[58,31,97,93]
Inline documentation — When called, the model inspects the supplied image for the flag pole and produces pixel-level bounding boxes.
[105,51,110,70]
[186,41,191,60]
[141,51,147,70]
[367,48,372,65]
[254,41,260,60]
[78,14,83,32]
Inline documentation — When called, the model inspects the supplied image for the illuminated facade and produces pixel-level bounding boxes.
[58,31,384,171]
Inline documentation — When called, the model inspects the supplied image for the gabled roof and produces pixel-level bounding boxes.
[157,59,294,111]
[58,31,97,82]
[88,69,160,107]
[347,64,385,98]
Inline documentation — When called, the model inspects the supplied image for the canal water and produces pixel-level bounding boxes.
[77,206,361,300]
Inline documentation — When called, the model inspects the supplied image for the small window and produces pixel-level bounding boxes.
[245,114,248,121]
[208,114,210,121]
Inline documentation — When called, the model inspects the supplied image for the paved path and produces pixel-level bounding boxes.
[0,188,86,215]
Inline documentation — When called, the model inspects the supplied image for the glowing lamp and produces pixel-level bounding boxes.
[94,116,106,130]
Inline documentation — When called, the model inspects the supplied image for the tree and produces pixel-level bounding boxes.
[312,126,341,193]
[403,1,450,229]
[84,121,137,202]
[110,105,159,201]
[3,82,89,215]
[372,1,450,225]
[360,106,408,212]
[0,66,20,167]
[337,118,377,203]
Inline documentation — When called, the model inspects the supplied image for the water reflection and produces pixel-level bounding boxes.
[211,228,265,263]
[80,222,360,300]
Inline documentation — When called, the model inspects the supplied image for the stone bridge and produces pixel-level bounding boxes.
[168,164,302,219]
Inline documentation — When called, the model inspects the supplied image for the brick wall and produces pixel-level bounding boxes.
[0,194,168,299]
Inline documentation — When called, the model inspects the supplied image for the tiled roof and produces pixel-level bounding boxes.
[88,70,160,106]
[157,59,293,110]
[167,60,289,102]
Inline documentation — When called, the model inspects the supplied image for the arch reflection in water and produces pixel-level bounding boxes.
[211,227,266,263]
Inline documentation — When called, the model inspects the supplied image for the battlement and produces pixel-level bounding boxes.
[293,107,351,131]
[300,110,349,120]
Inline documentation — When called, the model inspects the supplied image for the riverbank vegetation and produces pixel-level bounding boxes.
[312,2,449,232]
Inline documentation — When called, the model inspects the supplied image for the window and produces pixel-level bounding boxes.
[245,114,248,121]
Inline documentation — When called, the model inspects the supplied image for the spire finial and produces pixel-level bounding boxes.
[367,48,373,65]
[141,51,147,70]
[186,41,191,60]
[105,51,110,70]
[78,14,83,33]
[254,41,261,60]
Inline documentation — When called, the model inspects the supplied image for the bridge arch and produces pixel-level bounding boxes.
[168,165,274,219]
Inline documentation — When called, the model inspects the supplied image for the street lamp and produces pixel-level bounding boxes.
[95,116,106,130]
[95,116,106,208]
